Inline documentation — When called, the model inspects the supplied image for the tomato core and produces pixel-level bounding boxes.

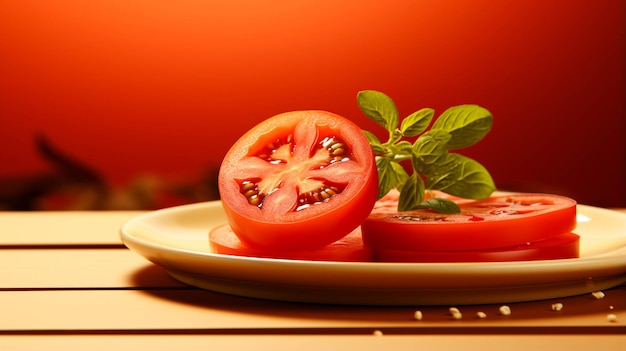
[237,133,354,211]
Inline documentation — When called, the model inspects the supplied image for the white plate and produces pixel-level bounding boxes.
[120,201,626,305]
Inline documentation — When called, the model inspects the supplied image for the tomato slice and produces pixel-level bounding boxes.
[373,233,580,262]
[218,110,378,250]
[209,224,373,262]
[361,193,577,251]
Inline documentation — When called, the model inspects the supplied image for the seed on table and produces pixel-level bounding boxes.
[551,303,564,311]
[476,311,487,319]
[606,314,618,323]
[413,310,423,321]
[449,307,462,320]
[592,291,605,299]
[499,305,511,316]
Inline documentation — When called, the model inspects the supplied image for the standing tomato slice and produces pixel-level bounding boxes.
[218,110,378,250]
[361,193,577,252]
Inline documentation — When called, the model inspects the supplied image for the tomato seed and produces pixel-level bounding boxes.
[297,185,343,210]
[320,136,351,164]
[239,180,265,208]
[392,215,447,222]
[325,187,337,196]
[241,182,255,191]
[248,195,261,206]
[332,148,345,157]
[489,209,536,216]
[330,141,345,150]
[320,136,335,148]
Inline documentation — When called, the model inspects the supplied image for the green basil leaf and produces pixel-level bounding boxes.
[412,129,451,169]
[357,90,399,133]
[391,140,413,155]
[397,173,425,211]
[431,105,492,149]
[391,162,410,190]
[425,153,496,199]
[415,198,460,214]
[400,108,434,137]
[376,157,409,199]
[362,130,386,155]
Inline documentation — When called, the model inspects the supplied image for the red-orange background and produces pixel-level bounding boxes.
[1,0,625,207]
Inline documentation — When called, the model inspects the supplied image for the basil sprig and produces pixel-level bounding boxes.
[357,90,496,213]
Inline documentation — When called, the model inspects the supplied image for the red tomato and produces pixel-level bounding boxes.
[361,194,577,251]
[218,110,378,250]
[209,224,373,262]
[373,233,580,262]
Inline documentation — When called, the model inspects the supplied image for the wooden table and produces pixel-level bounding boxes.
[1,209,625,350]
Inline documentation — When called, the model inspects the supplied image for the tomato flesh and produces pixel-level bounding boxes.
[373,232,580,262]
[361,193,577,251]
[218,110,378,250]
[209,224,373,262]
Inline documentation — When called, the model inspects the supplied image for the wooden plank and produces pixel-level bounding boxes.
[2,208,624,247]
[0,288,623,332]
[0,335,624,351]
[0,249,184,289]
[0,211,145,246]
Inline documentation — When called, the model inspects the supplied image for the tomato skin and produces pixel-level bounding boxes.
[362,194,577,251]
[219,110,378,250]
[373,233,580,262]
[209,224,373,262]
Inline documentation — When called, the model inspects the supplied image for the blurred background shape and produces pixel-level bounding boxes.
[1,0,624,210]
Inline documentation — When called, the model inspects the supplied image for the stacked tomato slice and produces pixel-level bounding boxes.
[361,192,579,262]
[210,224,372,262]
